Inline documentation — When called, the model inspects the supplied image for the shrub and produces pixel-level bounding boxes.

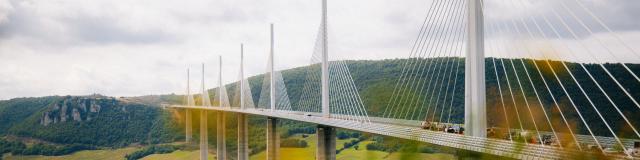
[125,145,183,160]
[280,139,308,148]
[418,146,435,153]
[337,132,350,140]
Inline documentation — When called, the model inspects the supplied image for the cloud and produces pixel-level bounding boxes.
[0,0,638,100]
[0,0,12,24]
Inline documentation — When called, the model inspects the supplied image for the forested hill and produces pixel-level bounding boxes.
[0,95,182,148]
[228,58,640,138]
[0,58,639,153]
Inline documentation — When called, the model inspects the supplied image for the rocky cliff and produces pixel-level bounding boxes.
[39,95,123,126]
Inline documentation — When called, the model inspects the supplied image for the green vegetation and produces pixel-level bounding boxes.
[140,149,215,160]
[227,58,640,138]
[0,97,61,135]
[2,147,140,160]
[246,133,457,160]
[0,96,183,148]
[0,137,96,156]
[280,139,308,148]
[125,144,184,160]
[1,58,639,159]
[0,96,183,157]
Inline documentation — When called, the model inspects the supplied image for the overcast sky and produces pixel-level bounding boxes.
[0,0,639,100]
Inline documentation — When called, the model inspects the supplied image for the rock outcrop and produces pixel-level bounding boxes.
[40,95,114,126]
[90,100,101,113]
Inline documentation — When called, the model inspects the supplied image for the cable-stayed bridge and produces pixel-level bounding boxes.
[169,0,640,159]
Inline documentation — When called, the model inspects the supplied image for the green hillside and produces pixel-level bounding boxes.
[0,97,61,135]
[231,58,640,138]
[1,58,639,159]
[0,95,184,157]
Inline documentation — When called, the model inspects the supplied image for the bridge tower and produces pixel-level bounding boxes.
[200,64,209,160]
[217,56,227,160]
[266,24,280,160]
[240,44,245,110]
[270,24,276,112]
[320,0,329,118]
[186,69,193,143]
[237,44,249,160]
[464,0,486,137]
[317,0,336,160]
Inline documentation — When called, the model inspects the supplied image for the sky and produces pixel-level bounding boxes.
[0,0,639,100]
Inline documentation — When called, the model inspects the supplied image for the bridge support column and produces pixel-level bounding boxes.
[237,113,249,160]
[186,109,193,143]
[316,125,335,160]
[266,117,279,160]
[200,110,208,160]
[216,111,226,160]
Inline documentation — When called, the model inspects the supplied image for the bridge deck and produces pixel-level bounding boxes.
[170,105,632,160]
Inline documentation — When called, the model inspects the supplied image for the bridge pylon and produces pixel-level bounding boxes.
[269,23,276,112]
[200,64,209,160]
[216,56,227,160]
[185,69,194,143]
[464,0,486,138]
[320,0,329,118]
[237,44,249,160]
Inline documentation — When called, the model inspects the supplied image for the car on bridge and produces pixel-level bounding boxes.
[630,141,640,157]
[632,148,640,157]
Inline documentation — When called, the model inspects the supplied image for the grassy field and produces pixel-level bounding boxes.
[2,147,139,160]
[143,134,457,160]
[248,134,456,160]
[386,152,456,160]
[141,150,216,160]
[249,134,318,160]
[2,134,455,160]
[335,141,388,160]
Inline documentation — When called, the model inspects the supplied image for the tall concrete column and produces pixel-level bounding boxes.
[240,44,245,110]
[269,23,276,112]
[216,111,226,160]
[316,125,336,160]
[320,0,330,118]
[200,110,208,160]
[266,117,279,160]
[186,109,193,143]
[464,0,486,137]
[237,114,249,160]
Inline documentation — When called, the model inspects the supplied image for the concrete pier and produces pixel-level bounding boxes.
[216,111,226,160]
[186,109,193,143]
[200,110,208,160]
[266,117,279,160]
[316,125,336,160]
[237,114,249,160]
